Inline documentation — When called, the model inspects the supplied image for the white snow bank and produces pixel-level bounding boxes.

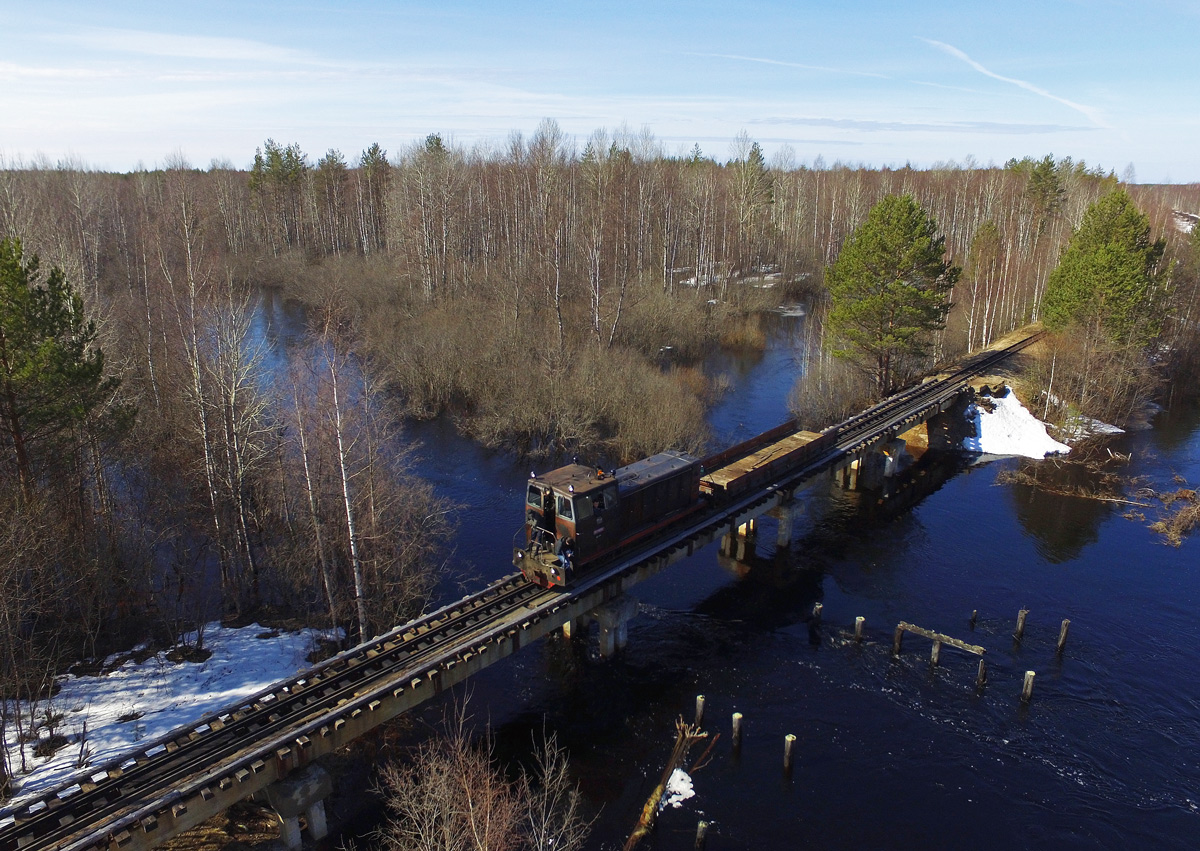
[963,389,1071,459]
[1,622,340,807]
[662,768,695,809]
[1063,415,1125,440]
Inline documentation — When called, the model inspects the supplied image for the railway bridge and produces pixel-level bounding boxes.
[0,332,1041,851]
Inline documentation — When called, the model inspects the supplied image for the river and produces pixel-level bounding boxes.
[257,293,1200,849]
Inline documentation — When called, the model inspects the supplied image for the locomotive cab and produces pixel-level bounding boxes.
[514,465,618,588]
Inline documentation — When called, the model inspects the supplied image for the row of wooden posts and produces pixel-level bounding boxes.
[690,607,1070,766]
[891,608,1070,701]
[687,608,1072,848]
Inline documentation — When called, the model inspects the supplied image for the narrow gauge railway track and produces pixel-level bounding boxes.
[834,332,1043,451]
[0,330,1043,851]
[1,576,555,851]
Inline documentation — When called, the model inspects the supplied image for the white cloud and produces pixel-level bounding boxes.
[688,52,889,80]
[921,39,1108,128]
[751,116,1090,135]
[0,61,122,81]
[51,27,310,64]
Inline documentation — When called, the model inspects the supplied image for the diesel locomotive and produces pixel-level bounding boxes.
[513,450,703,588]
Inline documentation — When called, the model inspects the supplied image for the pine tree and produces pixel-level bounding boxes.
[825,195,959,396]
[0,238,119,500]
[1041,188,1165,345]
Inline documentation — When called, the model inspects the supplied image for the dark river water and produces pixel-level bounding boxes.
[256,293,1200,850]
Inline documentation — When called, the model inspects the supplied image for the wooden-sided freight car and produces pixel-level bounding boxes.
[699,427,834,498]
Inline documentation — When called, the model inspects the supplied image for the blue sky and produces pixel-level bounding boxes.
[2,0,1197,182]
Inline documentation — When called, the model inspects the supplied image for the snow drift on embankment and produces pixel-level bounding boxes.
[963,389,1071,459]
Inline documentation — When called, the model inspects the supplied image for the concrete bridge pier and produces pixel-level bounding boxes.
[832,457,860,490]
[856,437,913,491]
[592,596,639,658]
[720,517,757,561]
[264,763,332,850]
[770,497,803,549]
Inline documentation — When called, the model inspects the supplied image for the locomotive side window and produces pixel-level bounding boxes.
[574,495,592,521]
[556,493,574,521]
[527,485,542,509]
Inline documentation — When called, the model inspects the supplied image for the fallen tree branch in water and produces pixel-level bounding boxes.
[623,719,708,851]
[995,468,1149,506]
[1147,487,1199,546]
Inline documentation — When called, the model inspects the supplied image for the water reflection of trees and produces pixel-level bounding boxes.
[1005,459,1112,563]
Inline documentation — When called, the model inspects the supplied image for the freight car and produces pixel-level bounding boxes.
[513,450,702,588]
[699,426,834,498]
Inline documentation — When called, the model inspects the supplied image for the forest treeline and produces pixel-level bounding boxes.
[3,121,1200,790]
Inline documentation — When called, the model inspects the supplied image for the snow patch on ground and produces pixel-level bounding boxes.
[662,768,695,809]
[963,389,1071,459]
[1064,415,1126,439]
[1,622,340,808]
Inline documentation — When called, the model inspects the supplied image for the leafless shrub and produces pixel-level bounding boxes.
[1025,332,1161,430]
[375,703,592,851]
[717,313,767,351]
[614,288,720,360]
[789,351,876,431]
[521,733,593,851]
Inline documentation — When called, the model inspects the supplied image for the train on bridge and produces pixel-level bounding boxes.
[514,426,835,588]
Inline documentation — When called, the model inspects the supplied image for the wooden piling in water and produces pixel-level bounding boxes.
[695,821,708,850]
[976,659,987,689]
[970,609,978,628]
[812,602,822,623]
[1056,619,1071,655]
[694,695,706,727]
[930,640,941,666]
[1014,609,1029,641]
[1021,670,1036,702]
[854,616,865,642]
[731,712,743,748]
[892,625,904,656]
[783,734,797,775]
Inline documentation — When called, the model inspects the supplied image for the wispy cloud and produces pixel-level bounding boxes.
[688,52,888,79]
[751,116,1091,135]
[52,28,311,64]
[921,39,1107,128]
[0,61,122,81]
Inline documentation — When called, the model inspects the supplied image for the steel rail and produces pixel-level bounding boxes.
[1,577,548,850]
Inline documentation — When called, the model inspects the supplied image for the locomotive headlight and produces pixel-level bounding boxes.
[517,550,525,560]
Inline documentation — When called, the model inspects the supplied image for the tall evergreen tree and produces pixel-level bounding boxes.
[1040,188,1165,345]
[0,238,118,500]
[825,194,959,396]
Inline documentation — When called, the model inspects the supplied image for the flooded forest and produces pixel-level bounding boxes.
[2,126,1199,795]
